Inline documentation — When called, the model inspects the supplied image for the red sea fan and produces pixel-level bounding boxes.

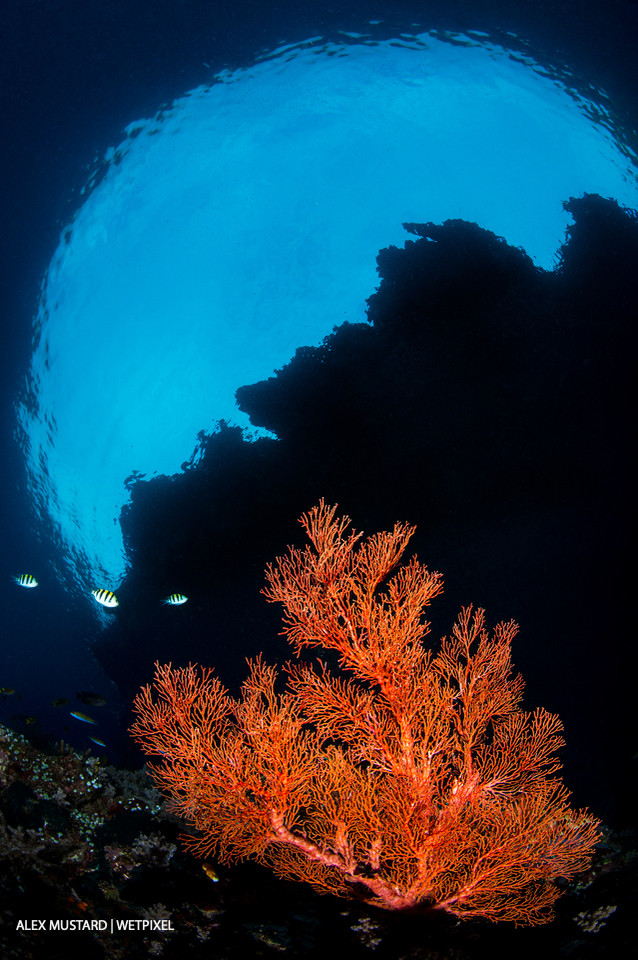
[131,501,600,924]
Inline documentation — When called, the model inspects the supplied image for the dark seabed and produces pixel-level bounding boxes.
[1,1,636,957]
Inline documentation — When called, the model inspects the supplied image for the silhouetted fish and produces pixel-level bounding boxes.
[77,691,107,707]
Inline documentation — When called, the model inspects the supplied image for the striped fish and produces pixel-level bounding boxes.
[92,588,119,608]
[14,574,38,588]
[163,593,188,605]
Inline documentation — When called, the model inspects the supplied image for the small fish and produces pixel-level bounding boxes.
[69,711,97,725]
[51,697,69,707]
[202,863,220,882]
[88,736,107,748]
[92,589,118,608]
[25,716,37,725]
[13,574,38,588]
[77,691,107,707]
[162,593,188,606]
[0,687,16,696]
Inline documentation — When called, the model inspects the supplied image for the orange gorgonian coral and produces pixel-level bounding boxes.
[130,501,600,924]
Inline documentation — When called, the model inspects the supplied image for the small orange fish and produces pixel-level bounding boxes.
[202,863,220,882]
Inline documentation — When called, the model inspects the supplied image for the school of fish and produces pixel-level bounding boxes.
[7,574,190,753]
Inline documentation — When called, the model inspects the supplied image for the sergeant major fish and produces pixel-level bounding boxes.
[91,589,118,608]
[13,574,38,588]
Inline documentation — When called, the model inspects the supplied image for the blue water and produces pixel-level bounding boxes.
[14,30,638,596]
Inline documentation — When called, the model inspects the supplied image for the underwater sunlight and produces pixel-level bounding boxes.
[15,30,638,594]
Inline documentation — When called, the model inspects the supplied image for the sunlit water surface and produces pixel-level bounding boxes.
[16,30,638,594]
